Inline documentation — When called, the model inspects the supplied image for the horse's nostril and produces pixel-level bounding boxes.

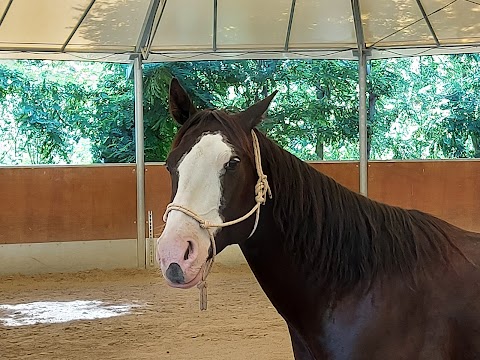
[165,263,185,284]
[184,241,193,261]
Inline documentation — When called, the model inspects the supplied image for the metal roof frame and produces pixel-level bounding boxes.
[0,0,478,62]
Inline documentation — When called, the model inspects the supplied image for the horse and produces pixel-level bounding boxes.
[157,78,480,359]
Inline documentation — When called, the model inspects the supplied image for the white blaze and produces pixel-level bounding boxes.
[158,133,233,281]
[174,133,233,221]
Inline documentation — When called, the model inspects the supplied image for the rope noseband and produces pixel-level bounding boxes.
[162,130,272,310]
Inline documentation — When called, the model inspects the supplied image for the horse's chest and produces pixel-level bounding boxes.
[311,290,444,360]
[312,295,379,359]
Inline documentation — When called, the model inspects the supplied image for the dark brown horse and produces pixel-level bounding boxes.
[157,78,480,359]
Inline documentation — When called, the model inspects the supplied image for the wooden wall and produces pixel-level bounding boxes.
[0,160,478,245]
[368,161,479,233]
[0,165,137,244]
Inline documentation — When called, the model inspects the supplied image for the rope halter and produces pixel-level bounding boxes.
[162,130,272,310]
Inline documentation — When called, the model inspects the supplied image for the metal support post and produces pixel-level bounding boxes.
[358,50,368,196]
[134,55,146,268]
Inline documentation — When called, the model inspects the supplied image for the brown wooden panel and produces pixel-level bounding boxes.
[368,160,480,233]
[0,165,137,244]
[2,160,478,246]
[309,162,360,192]
[145,165,172,238]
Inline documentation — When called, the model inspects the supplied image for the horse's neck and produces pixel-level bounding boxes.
[254,138,466,297]
[240,140,363,325]
[239,202,329,329]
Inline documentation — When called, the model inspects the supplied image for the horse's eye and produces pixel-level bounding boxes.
[225,157,240,171]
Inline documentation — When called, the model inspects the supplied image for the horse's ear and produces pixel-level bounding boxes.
[169,78,197,125]
[236,91,278,129]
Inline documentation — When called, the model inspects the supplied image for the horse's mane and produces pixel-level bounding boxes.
[256,131,463,295]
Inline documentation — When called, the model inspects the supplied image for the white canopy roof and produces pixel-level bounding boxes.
[0,0,479,62]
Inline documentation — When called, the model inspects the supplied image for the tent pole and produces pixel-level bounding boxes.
[358,50,368,196]
[351,0,368,196]
[134,55,146,268]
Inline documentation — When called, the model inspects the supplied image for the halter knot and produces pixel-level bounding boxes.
[255,174,271,204]
[197,280,208,311]
[200,221,212,229]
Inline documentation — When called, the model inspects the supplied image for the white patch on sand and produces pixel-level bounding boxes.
[0,300,142,327]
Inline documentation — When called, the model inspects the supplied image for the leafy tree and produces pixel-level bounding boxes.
[0,65,25,163]
[1,56,479,165]
[439,54,480,158]
[368,56,462,160]
[140,59,360,161]
[0,61,96,164]
[87,63,135,163]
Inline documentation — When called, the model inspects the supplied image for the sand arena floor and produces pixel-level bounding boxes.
[0,263,293,360]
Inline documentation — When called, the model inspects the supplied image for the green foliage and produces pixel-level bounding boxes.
[141,59,360,161]
[0,60,95,164]
[438,54,480,158]
[0,56,479,165]
[258,60,359,160]
[367,56,479,159]
[88,64,135,163]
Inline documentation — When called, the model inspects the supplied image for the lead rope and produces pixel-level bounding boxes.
[162,130,272,310]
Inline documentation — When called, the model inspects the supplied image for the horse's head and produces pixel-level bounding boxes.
[157,78,276,290]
